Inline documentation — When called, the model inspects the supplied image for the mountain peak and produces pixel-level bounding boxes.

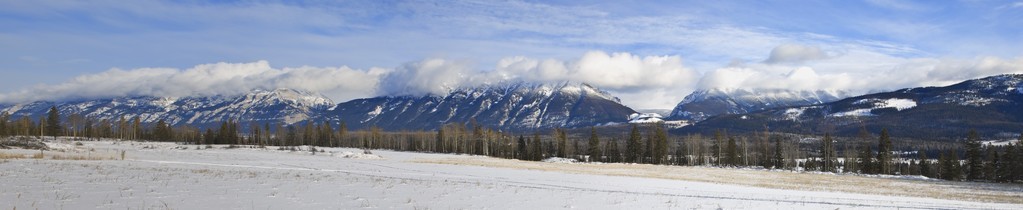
[670,88,850,121]
[329,81,635,131]
[685,74,1023,139]
[958,74,1023,94]
[245,88,335,108]
[0,88,337,128]
[449,81,621,103]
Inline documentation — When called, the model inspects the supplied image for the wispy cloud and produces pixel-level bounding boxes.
[863,0,929,11]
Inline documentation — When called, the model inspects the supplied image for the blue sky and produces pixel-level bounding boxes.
[1,0,1022,109]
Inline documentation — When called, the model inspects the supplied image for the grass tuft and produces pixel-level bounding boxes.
[0,151,27,159]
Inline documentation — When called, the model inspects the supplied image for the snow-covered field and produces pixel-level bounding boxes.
[1,138,1021,209]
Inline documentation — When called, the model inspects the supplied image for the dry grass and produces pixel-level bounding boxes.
[0,151,27,159]
[413,157,1023,204]
[1,150,113,161]
[50,154,110,161]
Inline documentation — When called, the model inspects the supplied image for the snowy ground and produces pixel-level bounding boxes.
[1,138,1021,209]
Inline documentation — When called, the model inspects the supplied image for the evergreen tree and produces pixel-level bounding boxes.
[0,112,9,138]
[675,140,688,166]
[918,150,933,178]
[264,123,272,145]
[625,125,643,163]
[876,128,893,174]
[530,133,543,161]
[203,128,214,145]
[964,130,984,181]
[820,133,837,173]
[516,135,528,160]
[858,142,875,174]
[1016,135,1023,182]
[46,106,61,139]
[1002,140,1023,182]
[772,137,784,169]
[338,121,347,147]
[131,116,141,140]
[84,118,94,140]
[758,130,771,168]
[587,127,601,162]
[644,129,654,163]
[941,149,962,181]
[554,128,568,158]
[286,126,298,147]
[650,124,669,164]
[251,122,262,145]
[607,138,621,163]
[725,136,738,166]
[154,119,170,141]
[712,130,723,166]
[984,149,998,181]
[435,127,445,153]
[995,143,1011,182]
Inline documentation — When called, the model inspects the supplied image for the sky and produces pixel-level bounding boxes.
[1,0,1022,109]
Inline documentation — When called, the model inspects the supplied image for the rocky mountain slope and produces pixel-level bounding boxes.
[681,74,1023,140]
[327,82,636,131]
[1,82,637,132]
[0,88,335,128]
[669,88,849,121]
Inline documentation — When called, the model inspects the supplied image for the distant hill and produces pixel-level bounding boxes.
[680,74,1023,140]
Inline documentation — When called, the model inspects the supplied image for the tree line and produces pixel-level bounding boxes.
[1,107,1021,183]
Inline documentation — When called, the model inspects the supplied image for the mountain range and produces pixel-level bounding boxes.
[0,88,336,128]
[0,82,636,132]
[2,74,1022,139]
[668,88,849,121]
[680,74,1023,140]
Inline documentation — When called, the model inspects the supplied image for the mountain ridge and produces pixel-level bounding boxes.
[680,74,1023,140]
[0,82,636,132]
[327,81,636,131]
[668,88,850,121]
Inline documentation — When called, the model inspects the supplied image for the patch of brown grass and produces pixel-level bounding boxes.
[49,154,109,161]
[2,150,114,161]
[0,151,27,159]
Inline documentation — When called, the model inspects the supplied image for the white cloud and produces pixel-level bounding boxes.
[0,61,384,103]
[764,44,828,64]
[379,58,474,96]
[0,51,701,108]
[489,51,699,91]
[2,49,1020,110]
[376,51,700,108]
[482,51,700,109]
[698,48,1023,94]
[864,0,928,11]
[1009,2,1023,8]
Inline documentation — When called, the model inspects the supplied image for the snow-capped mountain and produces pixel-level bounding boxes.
[628,113,665,124]
[0,88,335,128]
[327,82,636,131]
[0,82,639,132]
[668,88,849,121]
[684,74,1023,140]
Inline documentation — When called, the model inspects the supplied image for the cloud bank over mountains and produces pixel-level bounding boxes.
[2,48,1021,109]
[0,61,385,104]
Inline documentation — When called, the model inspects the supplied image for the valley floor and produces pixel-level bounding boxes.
[1,138,1021,209]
